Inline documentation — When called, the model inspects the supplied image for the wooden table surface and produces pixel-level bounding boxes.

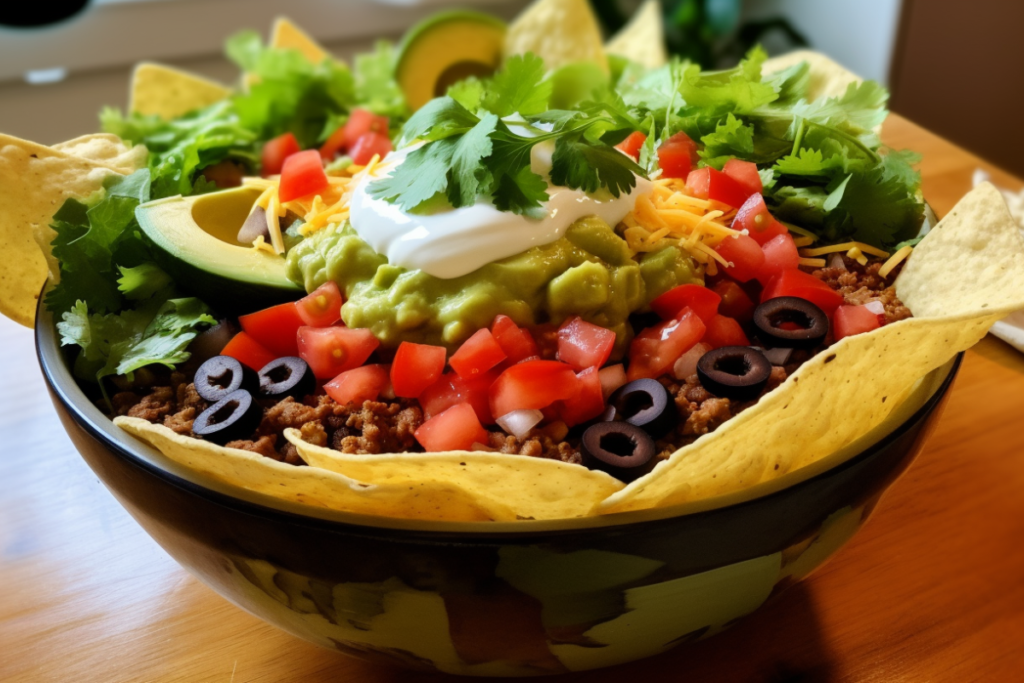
[2,114,1024,683]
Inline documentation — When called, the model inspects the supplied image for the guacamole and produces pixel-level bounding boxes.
[286,216,700,349]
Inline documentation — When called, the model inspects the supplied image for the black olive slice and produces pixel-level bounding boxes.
[752,297,829,349]
[605,378,675,439]
[194,356,259,403]
[696,346,772,401]
[193,389,263,445]
[581,422,656,482]
[259,356,316,400]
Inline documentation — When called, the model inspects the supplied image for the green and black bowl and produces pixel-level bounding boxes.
[35,304,959,676]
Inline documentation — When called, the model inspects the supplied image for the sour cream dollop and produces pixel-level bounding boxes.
[349,141,652,279]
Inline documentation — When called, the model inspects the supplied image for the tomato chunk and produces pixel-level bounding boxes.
[237,303,304,357]
[627,308,707,381]
[296,282,344,327]
[296,326,380,379]
[715,234,765,283]
[558,367,605,427]
[450,328,507,379]
[489,360,579,417]
[651,284,721,323]
[349,131,393,165]
[279,149,329,203]
[658,132,700,179]
[556,317,616,371]
[712,279,756,322]
[420,370,498,424]
[491,315,539,364]
[391,342,447,398]
[342,109,389,154]
[756,233,801,285]
[761,269,844,314]
[732,194,788,245]
[222,331,277,372]
[722,159,763,196]
[833,305,882,341]
[615,131,646,160]
[415,403,489,452]
[324,364,389,407]
[686,167,752,208]
[702,314,750,348]
[261,132,300,176]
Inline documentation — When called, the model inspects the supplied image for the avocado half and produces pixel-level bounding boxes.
[396,11,507,110]
[136,187,303,315]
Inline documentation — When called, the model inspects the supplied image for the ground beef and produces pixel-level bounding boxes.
[483,432,583,465]
[811,256,912,324]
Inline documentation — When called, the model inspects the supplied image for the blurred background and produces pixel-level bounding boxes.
[1,0,1021,175]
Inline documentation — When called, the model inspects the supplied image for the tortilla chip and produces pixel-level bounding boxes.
[130,62,230,120]
[605,0,667,69]
[0,135,124,327]
[284,429,624,520]
[52,133,148,175]
[762,50,862,101]
[505,0,608,72]
[597,183,1024,514]
[270,16,330,64]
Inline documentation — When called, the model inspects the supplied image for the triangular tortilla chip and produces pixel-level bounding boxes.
[762,49,862,101]
[505,0,608,72]
[0,135,125,327]
[270,16,330,64]
[130,62,230,120]
[605,0,667,69]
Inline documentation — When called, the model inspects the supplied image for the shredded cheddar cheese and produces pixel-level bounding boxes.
[800,241,890,259]
[798,257,826,268]
[879,245,913,278]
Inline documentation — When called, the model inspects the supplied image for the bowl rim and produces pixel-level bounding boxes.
[35,301,962,539]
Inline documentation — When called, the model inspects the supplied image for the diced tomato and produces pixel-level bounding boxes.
[712,279,756,322]
[415,403,489,452]
[722,159,763,196]
[833,305,882,341]
[279,149,329,203]
[341,109,389,154]
[715,234,765,283]
[650,284,721,323]
[556,317,616,371]
[238,303,304,357]
[761,269,844,314]
[324,364,389,407]
[627,308,707,381]
[732,194,788,245]
[756,233,801,285]
[295,282,344,328]
[319,126,348,162]
[489,360,579,418]
[491,315,539,363]
[558,367,605,427]
[615,131,646,160]
[658,132,700,179]
[686,167,752,208]
[296,326,380,379]
[702,314,750,348]
[222,331,277,372]
[391,342,447,398]
[349,132,393,166]
[450,328,506,379]
[420,370,498,424]
[261,132,300,177]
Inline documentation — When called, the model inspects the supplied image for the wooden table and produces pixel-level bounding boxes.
[2,114,1024,682]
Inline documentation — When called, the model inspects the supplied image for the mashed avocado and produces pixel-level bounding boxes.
[286,216,700,349]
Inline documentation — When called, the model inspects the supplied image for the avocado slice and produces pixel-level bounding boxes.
[136,187,303,314]
[396,11,506,110]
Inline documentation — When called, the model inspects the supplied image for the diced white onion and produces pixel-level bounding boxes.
[496,409,544,441]
[829,253,847,271]
[673,343,712,380]
[598,364,628,399]
[864,300,886,316]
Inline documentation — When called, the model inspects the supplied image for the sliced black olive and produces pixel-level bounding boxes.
[581,422,655,482]
[193,389,263,445]
[259,356,316,400]
[752,297,828,349]
[605,378,675,440]
[194,356,258,403]
[697,346,772,401]
[237,206,269,245]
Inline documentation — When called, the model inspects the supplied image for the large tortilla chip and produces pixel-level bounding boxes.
[0,135,124,327]
[284,429,623,521]
[605,0,667,69]
[505,0,608,72]
[130,62,230,120]
[270,16,330,64]
[597,183,1024,514]
[762,49,862,101]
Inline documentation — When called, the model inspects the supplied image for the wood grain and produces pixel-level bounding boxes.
[2,115,1024,683]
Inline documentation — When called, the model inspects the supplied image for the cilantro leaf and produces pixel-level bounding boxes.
[118,263,172,301]
[550,136,640,197]
[699,113,755,168]
[493,166,550,217]
[483,53,552,117]
[367,141,454,210]
[398,96,481,145]
[447,113,499,207]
